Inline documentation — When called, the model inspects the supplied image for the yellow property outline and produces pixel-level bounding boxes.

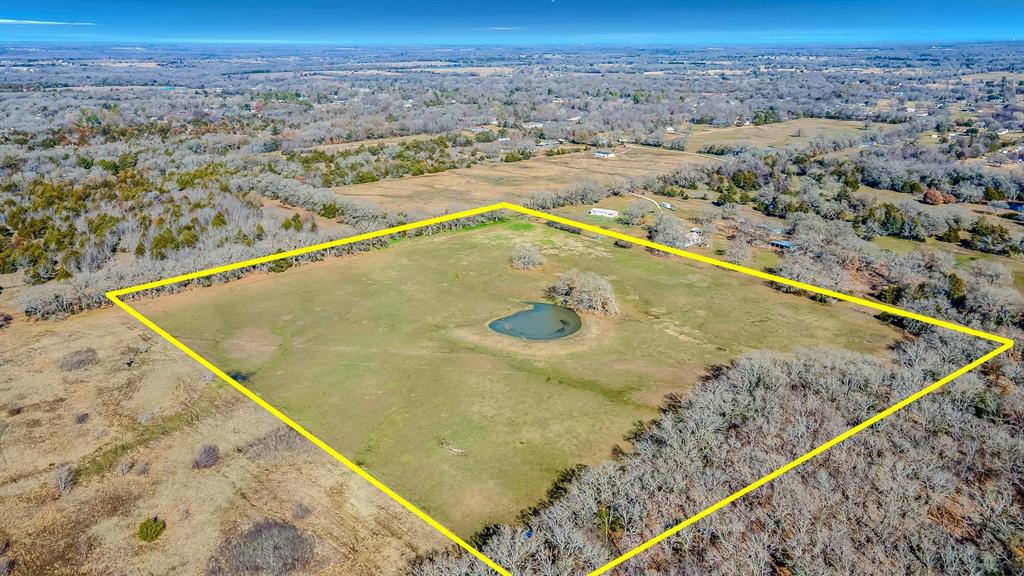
[107,202,1013,576]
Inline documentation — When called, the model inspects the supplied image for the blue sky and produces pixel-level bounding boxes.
[1,0,1021,45]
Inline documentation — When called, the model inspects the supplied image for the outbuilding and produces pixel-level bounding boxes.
[594,150,616,159]
[589,208,620,218]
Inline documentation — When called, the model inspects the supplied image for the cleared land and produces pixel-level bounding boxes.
[329,145,709,211]
[135,216,898,537]
[0,306,443,575]
[685,118,871,151]
[961,71,1024,83]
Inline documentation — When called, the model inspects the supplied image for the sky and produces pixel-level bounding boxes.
[1,0,1021,46]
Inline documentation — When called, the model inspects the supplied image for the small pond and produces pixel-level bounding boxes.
[488,302,582,340]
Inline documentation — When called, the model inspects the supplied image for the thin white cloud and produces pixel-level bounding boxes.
[474,26,524,31]
[0,18,96,26]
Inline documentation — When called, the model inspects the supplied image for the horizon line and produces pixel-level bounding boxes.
[1,37,1022,49]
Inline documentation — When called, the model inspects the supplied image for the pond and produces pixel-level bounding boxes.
[488,302,582,340]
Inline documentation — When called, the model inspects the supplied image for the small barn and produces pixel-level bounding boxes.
[594,150,616,159]
[770,240,794,251]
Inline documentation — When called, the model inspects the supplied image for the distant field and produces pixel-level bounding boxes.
[137,217,897,537]
[686,118,871,151]
[961,71,1024,83]
[314,134,433,153]
[329,145,710,211]
[419,66,515,76]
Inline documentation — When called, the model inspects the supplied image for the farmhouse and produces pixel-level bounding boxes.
[594,150,616,159]
[589,208,620,218]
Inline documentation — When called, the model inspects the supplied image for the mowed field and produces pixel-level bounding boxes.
[135,217,898,537]
[329,145,710,211]
[685,118,872,151]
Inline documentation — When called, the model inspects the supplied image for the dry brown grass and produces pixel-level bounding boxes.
[686,118,871,151]
[328,145,709,211]
[0,303,445,575]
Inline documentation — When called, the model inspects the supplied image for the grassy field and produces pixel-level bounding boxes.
[136,216,898,537]
[329,144,710,211]
[686,118,871,151]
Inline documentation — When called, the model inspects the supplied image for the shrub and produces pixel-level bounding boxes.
[0,313,11,330]
[269,258,293,273]
[546,269,619,315]
[73,412,89,425]
[545,221,582,235]
[239,426,312,461]
[0,539,13,576]
[292,501,311,520]
[57,348,98,372]
[922,188,945,205]
[502,148,533,163]
[207,520,314,576]
[192,444,220,470]
[116,459,135,475]
[510,245,545,270]
[137,517,166,542]
[52,464,76,495]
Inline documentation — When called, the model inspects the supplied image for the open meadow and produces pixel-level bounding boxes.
[135,216,898,537]
[684,118,872,151]
[329,145,709,211]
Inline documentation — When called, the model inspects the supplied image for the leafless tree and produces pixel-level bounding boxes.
[510,245,545,270]
[546,270,619,315]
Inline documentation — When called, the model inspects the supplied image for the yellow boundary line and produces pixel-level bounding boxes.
[106,202,1013,576]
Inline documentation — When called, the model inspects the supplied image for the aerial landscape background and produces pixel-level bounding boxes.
[0,2,1023,575]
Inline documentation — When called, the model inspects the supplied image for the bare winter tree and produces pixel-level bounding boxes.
[509,245,546,270]
[723,238,752,265]
[546,269,619,315]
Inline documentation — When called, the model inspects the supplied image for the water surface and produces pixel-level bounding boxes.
[488,302,582,340]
